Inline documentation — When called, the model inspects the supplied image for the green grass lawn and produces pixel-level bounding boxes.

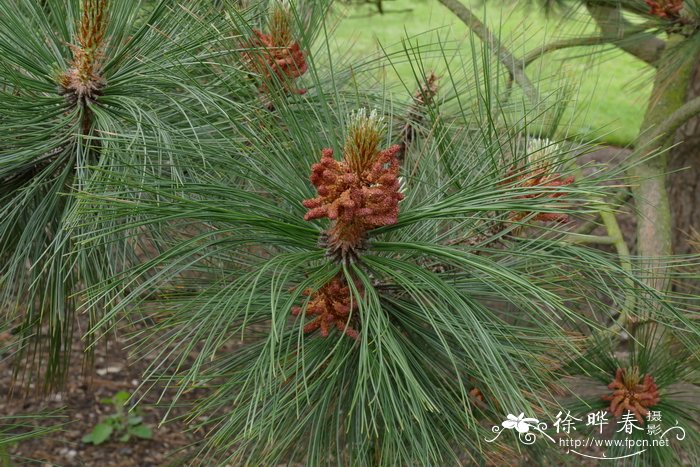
[333,0,653,146]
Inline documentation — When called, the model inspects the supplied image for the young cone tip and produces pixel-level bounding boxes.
[60,0,108,102]
[268,1,293,46]
[344,109,386,174]
[645,0,683,19]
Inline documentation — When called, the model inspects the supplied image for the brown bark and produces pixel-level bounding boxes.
[626,35,699,306]
[668,58,700,259]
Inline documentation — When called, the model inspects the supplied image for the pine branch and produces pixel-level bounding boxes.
[600,205,635,329]
[644,93,700,148]
[586,3,666,66]
[521,21,662,67]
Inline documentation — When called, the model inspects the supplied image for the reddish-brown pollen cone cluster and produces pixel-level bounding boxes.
[503,167,574,223]
[291,275,361,340]
[646,0,683,19]
[602,368,661,424]
[244,4,308,97]
[303,144,403,263]
[247,30,308,95]
[414,72,439,106]
[296,111,402,339]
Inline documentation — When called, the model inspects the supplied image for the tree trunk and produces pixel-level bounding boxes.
[586,4,700,288]
[669,58,700,261]
[376,0,384,14]
[629,37,694,296]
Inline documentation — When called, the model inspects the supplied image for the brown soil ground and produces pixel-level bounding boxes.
[1,326,211,466]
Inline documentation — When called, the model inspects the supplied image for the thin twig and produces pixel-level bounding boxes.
[437,0,540,104]
[568,162,635,331]
[521,21,661,68]
[562,233,616,245]
[599,207,636,330]
[573,188,631,236]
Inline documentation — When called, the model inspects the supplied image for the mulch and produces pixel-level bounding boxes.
[1,328,209,466]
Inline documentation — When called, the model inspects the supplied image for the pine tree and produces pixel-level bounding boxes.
[1,0,698,464]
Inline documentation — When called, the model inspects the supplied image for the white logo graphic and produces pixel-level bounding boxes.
[486,413,555,445]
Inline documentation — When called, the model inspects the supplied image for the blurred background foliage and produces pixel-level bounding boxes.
[333,0,652,146]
